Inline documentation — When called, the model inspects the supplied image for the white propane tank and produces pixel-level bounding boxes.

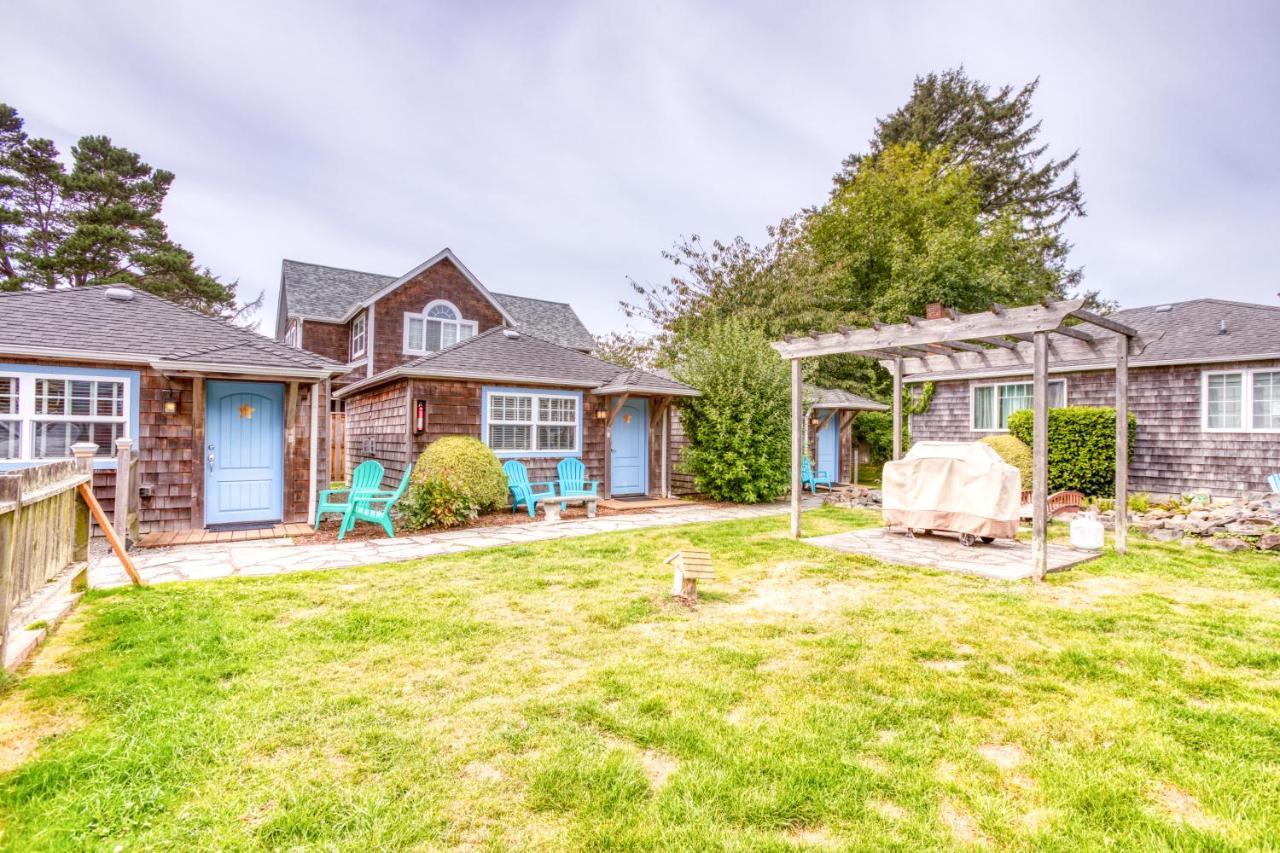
[1070,511,1105,551]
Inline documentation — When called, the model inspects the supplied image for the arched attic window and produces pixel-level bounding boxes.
[404,299,479,354]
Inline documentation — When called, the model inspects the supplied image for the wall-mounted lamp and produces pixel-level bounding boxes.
[162,387,179,415]
[595,408,608,420]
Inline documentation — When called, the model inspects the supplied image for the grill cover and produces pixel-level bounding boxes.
[882,441,1021,539]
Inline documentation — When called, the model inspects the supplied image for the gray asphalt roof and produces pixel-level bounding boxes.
[808,386,890,411]
[0,286,343,373]
[280,258,596,350]
[335,327,697,398]
[906,299,1280,381]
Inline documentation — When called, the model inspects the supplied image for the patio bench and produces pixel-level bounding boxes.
[533,492,599,522]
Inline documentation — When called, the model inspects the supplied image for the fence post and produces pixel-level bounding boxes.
[71,443,97,562]
[0,472,21,670]
[113,438,134,550]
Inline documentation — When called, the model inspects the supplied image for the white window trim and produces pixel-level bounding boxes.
[403,300,479,356]
[0,369,133,463]
[1202,368,1280,433]
[284,321,300,349]
[970,379,1067,433]
[350,311,367,359]
[483,389,581,456]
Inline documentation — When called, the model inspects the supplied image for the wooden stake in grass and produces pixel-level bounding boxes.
[77,482,143,587]
[666,549,714,600]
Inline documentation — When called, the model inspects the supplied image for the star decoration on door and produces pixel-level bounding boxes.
[239,402,255,419]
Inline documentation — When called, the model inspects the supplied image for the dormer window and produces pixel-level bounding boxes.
[404,300,478,355]
[351,311,367,359]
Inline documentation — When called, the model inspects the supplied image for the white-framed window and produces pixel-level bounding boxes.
[404,300,478,355]
[284,321,300,349]
[1203,368,1280,432]
[482,388,580,456]
[971,379,1067,431]
[0,368,135,463]
[350,311,367,358]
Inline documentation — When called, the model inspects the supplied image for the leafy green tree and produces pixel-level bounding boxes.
[809,143,1057,321]
[0,103,242,315]
[834,67,1085,293]
[670,319,795,503]
[593,331,658,369]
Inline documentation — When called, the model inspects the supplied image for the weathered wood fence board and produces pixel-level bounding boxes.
[0,460,92,667]
[329,412,346,483]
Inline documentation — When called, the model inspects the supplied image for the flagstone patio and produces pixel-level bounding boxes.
[805,527,1097,580]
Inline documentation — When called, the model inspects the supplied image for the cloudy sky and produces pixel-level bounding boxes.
[5,1,1278,336]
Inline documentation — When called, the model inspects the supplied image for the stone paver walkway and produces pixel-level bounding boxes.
[805,527,1096,580]
[91,500,823,589]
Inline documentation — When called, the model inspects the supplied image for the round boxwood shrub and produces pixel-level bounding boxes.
[1006,406,1137,497]
[980,434,1032,490]
[410,436,508,511]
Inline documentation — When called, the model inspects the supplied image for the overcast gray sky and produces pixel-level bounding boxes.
[5,1,1278,336]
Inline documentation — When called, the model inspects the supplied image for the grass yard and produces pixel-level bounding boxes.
[2,507,1279,850]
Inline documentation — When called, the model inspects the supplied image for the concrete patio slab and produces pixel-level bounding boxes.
[805,527,1097,580]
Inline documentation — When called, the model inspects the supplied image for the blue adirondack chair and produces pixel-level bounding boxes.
[1268,473,1280,494]
[802,457,834,494]
[315,459,385,528]
[339,464,414,539]
[556,458,599,498]
[503,460,556,518]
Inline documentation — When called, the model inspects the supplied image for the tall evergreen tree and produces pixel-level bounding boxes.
[0,103,241,315]
[834,67,1085,291]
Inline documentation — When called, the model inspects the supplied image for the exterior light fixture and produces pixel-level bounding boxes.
[162,388,179,415]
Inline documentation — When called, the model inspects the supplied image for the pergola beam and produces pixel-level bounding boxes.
[1070,308,1138,337]
[772,299,1085,360]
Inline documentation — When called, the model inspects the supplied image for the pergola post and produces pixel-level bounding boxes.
[1031,331,1049,581]
[891,357,903,461]
[790,358,803,538]
[1115,335,1129,554]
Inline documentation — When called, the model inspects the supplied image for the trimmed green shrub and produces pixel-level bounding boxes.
[410,436,507,511]
[853,411,895,465]
[980,434,1032,490]
[1007,406,1137,497]
[671,319,791,503]
[401,479,479,530]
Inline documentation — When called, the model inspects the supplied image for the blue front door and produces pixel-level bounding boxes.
[815,410,839,479]
[610,398,648,496]
[205,380,285,526]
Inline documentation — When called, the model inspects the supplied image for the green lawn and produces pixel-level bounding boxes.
[3,507,1279,850]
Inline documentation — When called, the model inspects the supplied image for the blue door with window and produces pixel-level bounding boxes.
[610,398,648,496]
[815,410,839,479]
[205,381,285,526]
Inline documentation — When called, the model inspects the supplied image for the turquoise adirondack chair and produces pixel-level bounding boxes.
[556,458,599,498]
[503,460,556,518]
[802,457,834,494]
[339,464,414,539]
[1268,473,1280,494]
[315,459,385,528]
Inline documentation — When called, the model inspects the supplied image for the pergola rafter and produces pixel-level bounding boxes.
[773,299,1145,580]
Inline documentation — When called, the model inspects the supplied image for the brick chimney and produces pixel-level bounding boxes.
[925,302,947,320]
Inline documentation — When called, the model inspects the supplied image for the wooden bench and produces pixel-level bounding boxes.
[533,492,599,522]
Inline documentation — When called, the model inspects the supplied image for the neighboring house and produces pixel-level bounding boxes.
[278,249,699,498]
[807,387,889,484]
[907,299,1280,497]
[0,286,345,532]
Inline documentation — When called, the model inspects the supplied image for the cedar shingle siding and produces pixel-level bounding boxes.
[910,360,1280,497]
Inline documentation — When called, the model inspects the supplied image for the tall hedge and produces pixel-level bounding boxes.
[1006,406,1137,497]
[671,319,791,503]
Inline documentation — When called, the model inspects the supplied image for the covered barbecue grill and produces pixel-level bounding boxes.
[881,441,1021,544]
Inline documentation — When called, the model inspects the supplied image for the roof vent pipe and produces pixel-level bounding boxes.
[502,328,520,338]
[1219,319,1228,335]
[104,286,134,302]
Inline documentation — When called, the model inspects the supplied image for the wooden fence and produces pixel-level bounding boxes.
[0,439,142,667]
[329,412,346,483]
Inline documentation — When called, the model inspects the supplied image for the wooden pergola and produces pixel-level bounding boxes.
[772,299,1150,580]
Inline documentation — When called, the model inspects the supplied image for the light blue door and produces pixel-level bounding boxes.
[205,380,285,526]
[610,398,648,496]
[815,410,839,479]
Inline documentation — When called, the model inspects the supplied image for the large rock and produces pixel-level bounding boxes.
[1258,533,1280,551]
[1206,537,1254,552]
[1145,527,1182,542]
